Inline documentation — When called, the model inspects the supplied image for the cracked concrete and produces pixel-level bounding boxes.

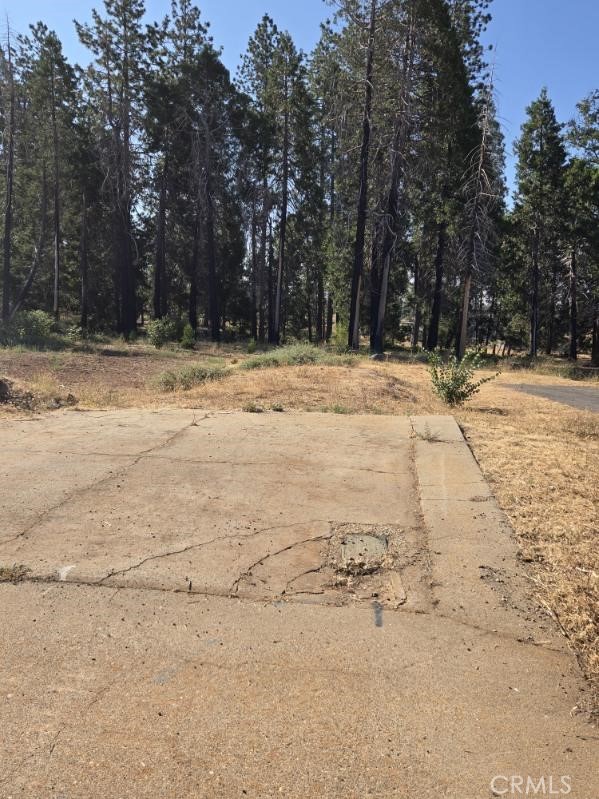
[0,409,597,798]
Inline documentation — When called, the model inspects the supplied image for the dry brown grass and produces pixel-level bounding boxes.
[1,342,597,703]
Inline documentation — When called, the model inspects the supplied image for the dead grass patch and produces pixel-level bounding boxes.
[0,564,31,583]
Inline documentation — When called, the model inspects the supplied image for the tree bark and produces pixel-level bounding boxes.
[569,247,577,360]
[153,161,167,319]
[348,0,377,350]
[272,70,290,345]
[250,200,258,340]
[258,175,268,342]
[189,213,199,330]
[325,292,333,341]
[546,263,557,355]
[50,56,61,320]
[204,130,219,343]
[426,220,447,350]
[411,255,421,349]
[2,31,16,323]
[9,169,48,320]
[592,299,599,367]
[530,228,539,358]
[79,192,89,329]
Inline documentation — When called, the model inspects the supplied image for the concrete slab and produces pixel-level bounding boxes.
[0,410,596,798]
[0,412,419,603]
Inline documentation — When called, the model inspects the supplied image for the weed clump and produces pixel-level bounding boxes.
[241,343,358,370]
[157,364,226,392]
[429,350,498,406]
[242,401,264,413]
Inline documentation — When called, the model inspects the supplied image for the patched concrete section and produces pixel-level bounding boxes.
[339,532,388,571]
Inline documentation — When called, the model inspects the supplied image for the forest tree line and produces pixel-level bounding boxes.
[1,0,598,362]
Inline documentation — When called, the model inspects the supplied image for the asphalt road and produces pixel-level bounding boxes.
[513,383,599,412]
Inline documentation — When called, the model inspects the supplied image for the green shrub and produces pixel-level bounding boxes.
[180,323,196,349]
[19,310,56,338]
[0,310,58,347]
[429,350,498,406]
[157,371,178,392]
[247,339,257,354]
[147,318,177,349]
[157,364,226,392]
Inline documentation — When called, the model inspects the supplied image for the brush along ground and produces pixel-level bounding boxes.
[0,410,596,798]
[0,342,597,701]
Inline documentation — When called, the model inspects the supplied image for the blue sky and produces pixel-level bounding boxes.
[2,0,597,196]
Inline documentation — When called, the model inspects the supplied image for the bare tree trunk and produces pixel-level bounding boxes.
[2,29,16,323]
[258,176,268,343]
[153,161,167,319]
[427,221,447,350]
[456,272,472,359]
[456,80,494,360]
[326,293,333,341]
[272,72,290,345]
[267,217,275,342]
[546,262,557,355]
[530,228,539,358]
[117,21,136,336]
[189,213,199,330]
[9,169,48,320]
[569,247,578,360]
[411,255,421,350]
[250,200,258,340]
[592,299,599,367]
[371,10,415,354]
[348,0,377,350]
[50,56,61,320]
[204,130,219,343]
[79,192,89,328]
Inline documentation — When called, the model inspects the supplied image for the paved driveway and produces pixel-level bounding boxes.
[0,410,596,798]
[512,383,599,412]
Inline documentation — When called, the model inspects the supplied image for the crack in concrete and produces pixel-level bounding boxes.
[284,566,326,594]
[231,533,333,595]
[6,572,568,654]
[0,415,205,549]
[98,532,247,584]
[98,520,332,584]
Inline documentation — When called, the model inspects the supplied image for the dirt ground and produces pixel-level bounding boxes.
[0,341,597,706]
